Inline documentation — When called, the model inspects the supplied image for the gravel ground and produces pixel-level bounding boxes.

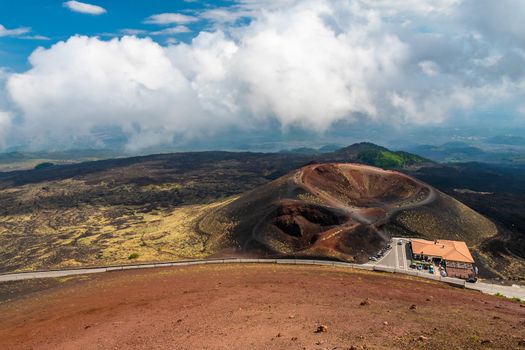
[0,264,524,350]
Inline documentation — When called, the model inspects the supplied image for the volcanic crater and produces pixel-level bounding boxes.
[205,163,496,263]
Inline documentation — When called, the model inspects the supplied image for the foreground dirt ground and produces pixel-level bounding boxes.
[0,264,524,350]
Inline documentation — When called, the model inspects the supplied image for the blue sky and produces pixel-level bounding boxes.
[0,0,524,152]
[0,0,231,70]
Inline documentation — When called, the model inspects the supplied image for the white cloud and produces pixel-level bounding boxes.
[199,8,253,24]
[359,0,462,15]
[0,110,12,145]
[120,27,190,37]
[0,112,11,148]
[151,26,191,36]
[3,0,525,150]
[461,0,525,45]
[418,60,439,76]
[63,1,107,15]
[20,35,51,41]
[0,69,12,148]
[7,36,209,149]
[0,24,30,37]
[144,13,199,25]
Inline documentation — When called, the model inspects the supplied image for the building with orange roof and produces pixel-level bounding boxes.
[410,239,475,279]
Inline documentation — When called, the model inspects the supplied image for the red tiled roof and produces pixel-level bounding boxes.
[410,239,474,263]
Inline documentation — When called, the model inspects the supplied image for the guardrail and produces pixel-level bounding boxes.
[1,258,523,299]
[0,259,467,289]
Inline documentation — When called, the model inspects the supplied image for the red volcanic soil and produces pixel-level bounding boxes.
[299,163,429,209]
[1,264,524,350]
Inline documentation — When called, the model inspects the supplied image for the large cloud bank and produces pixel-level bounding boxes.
[4,0,525,150]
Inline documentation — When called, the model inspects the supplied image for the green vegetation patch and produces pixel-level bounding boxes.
[357,149,425,169]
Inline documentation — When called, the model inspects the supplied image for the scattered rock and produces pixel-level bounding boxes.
[277,333,282,338]
[176,319,183,323]
[291,337,298,341]
[409,304,417,310]
[418,336,429,342]
[518,339,525,346]
[492,316,501,320]
[349,346,359,350]
[84,325,91,330]
[315,325,328,333]
[360,298,370,306]
[289,315,296,319]
[383,321,388,326]
[480,339,492,344]
[520,304,525,308]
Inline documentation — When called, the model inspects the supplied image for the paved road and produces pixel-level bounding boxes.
[373,238,410,270]
[466,281,525,299]
[0,268,108,282]
[377,245,397,267]
[1,258,524,300]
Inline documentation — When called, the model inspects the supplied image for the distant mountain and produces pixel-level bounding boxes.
[328,142,431,168]
[0,149,122,172]
[0,143,432,190]
[318,144,344,153]
[486,135,525,146]
[278,147,319,155]
[278,143,346,155]
[407,142,488,163]
[407,141,525,164]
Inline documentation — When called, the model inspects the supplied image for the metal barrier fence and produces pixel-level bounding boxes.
[2,258,524,299]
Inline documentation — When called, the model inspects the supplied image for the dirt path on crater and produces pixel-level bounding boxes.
[0,264,523,350]
[296,163,437,225]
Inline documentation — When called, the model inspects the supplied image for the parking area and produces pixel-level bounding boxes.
[368,238,411,270]
[369,238,446,277]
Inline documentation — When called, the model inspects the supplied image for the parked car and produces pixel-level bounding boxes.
[417,265,423,270]
[429,266,434,274]
[409,264,416,269]
[466,277,478,283]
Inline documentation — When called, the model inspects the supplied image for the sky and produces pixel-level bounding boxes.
[0,0,525,152]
